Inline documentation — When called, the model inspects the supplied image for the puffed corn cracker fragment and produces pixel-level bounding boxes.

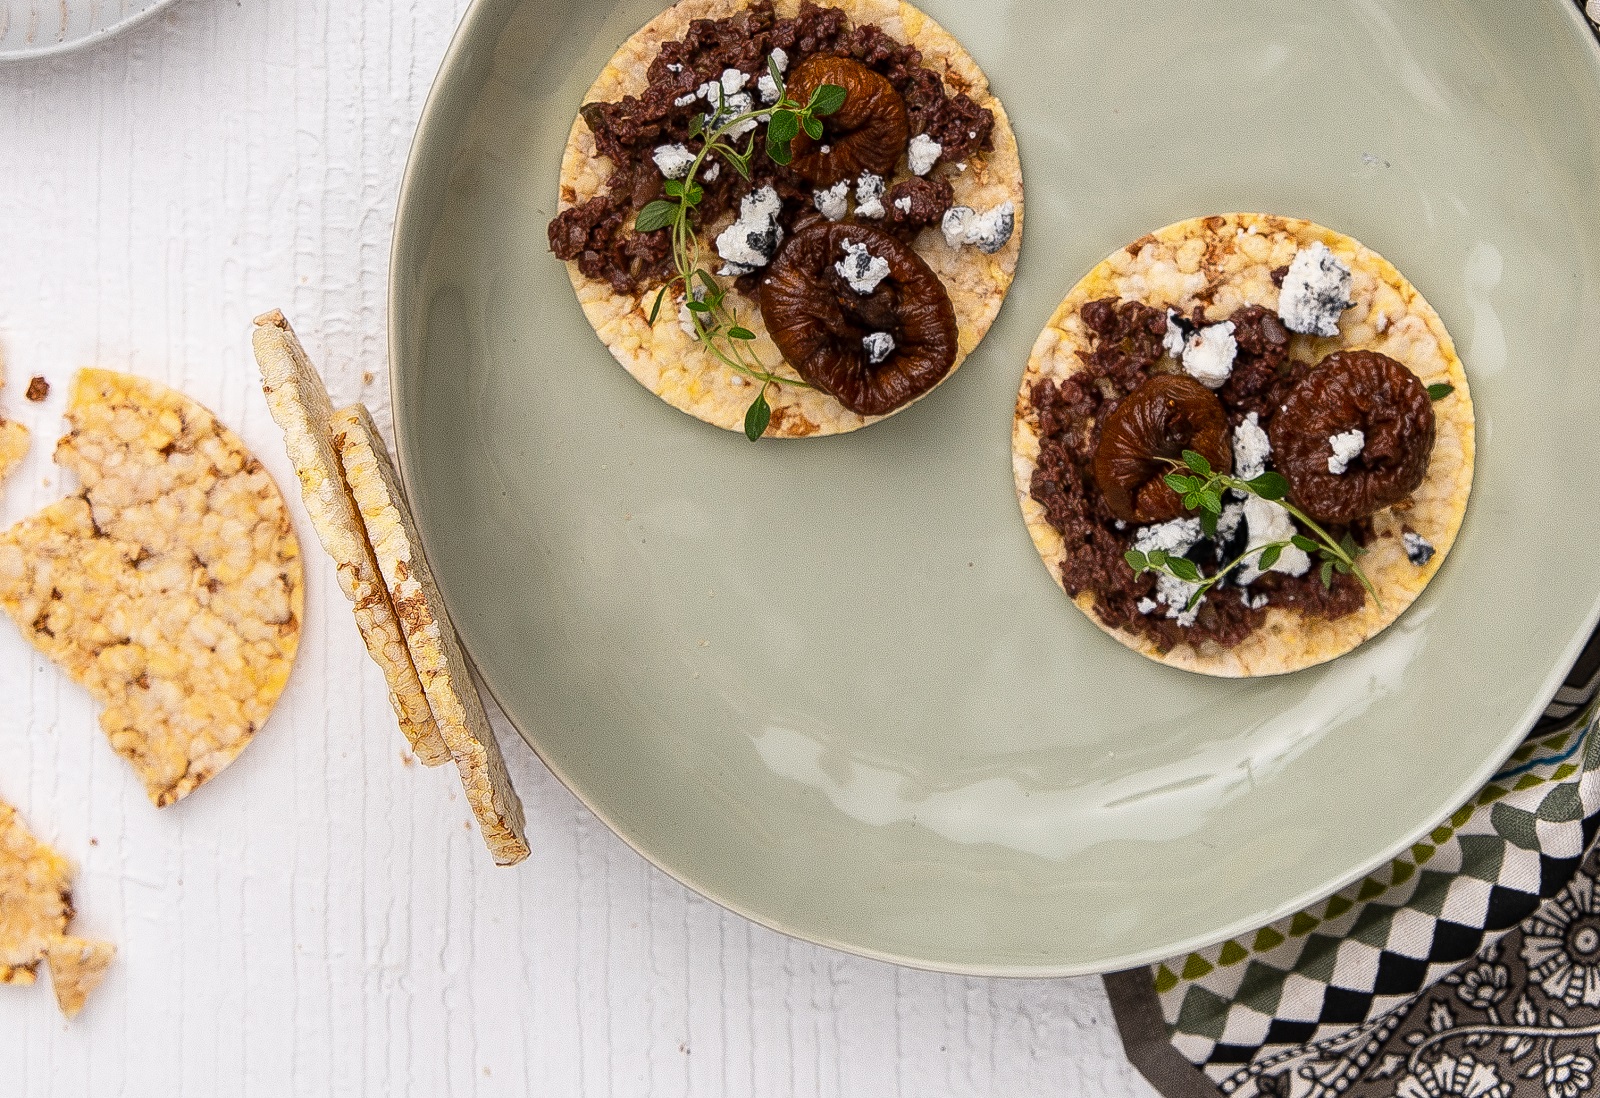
[332,404,529,865]
[252,311,450,766]
[0,351,29,490]
[0,799,115,1018]
[0,370,305,804]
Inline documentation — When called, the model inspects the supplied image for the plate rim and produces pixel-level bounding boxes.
[388,0,1600,977]
[0,0,181,61]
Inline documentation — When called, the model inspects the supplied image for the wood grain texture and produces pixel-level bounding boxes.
[0,1,1155,1093]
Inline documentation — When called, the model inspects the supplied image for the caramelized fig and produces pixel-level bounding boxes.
[758,222,957,417]
[785,56,910,186]
[1093,375,1233,524]
[1270,350,1435,524]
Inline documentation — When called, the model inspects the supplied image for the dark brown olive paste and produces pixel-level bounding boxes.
[547,1,994,297]
[1026,299,1369,654]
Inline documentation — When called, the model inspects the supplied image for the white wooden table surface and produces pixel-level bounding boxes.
[0,2,1157,1094]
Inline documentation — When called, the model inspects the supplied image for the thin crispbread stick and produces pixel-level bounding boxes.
[252,311,450,766]
[332,404,529,866]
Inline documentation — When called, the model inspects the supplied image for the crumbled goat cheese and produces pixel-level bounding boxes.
[1162,309,1193,361]
[1182,321,1237,390]
[667,63,682,73]
[756,49,788,103]
[963,201,1015,254]
[696,72,756,137]
[907,133,942,176]
[1403,531,1436,566]
[812,180,850,221]
[652,143,696,180]
[1137,597,1158,615]
[1131,518,1209,624]
[861,331,896,365]
[702,162,720,182]
[893,196,912,213]
[677,283,707,340]
[1241,590,1269,610]
[854,172,886,219]
[1113,519,1128,531]
[1233,412,1272,481]
[1216,500,1246,546]
[820,144,832,155]
[719,68,748,95]
[1134,517,1202,557]
[955,161,968,172]
[1326,428,1365,475]
[715,186,783,275]
[1278,241,1354,337]
[836,239,892,295]
[941,206,974,248]
[1236,496,1312,585]
[674,91,700,107]
[1155,573,1202,627]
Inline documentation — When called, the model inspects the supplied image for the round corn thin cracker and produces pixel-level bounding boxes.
[1012,213,1475,677]
[0,370,306,803]
[252,311,451,767]
[558,0,1023,438]
[0,799,115,1018]
[332,404,530,866]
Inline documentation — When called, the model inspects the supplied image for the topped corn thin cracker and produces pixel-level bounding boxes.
[1012,214,1474,677]
[0,798,115,1018]
[0,370,305,803]
[252,311,450,767]
[332,404,530,866]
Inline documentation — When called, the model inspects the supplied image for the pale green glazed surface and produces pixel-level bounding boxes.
[390,0,1600,975]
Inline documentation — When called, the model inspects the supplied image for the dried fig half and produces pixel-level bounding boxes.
[1093,375,1233,524]
[758,222,957,417]
[785,56,910,186]
[1270,350,1435,524]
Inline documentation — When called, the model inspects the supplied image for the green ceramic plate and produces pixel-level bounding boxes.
[390,0,1600,975]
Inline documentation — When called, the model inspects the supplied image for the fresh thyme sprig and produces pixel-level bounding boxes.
[1123,450,1381,613]
[635,58,847,440]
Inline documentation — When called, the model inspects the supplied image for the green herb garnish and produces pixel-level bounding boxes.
[1426,382,1454,401]
[637,62,846,440]
[1123,450,1381,614]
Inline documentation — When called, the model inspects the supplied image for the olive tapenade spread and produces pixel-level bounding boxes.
[1027,298,1380,654]
[548,0,994,299]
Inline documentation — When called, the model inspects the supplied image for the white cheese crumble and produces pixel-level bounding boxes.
[836,239,891,295]
[1236,496,1312,585]
[907,133,942,176]
[1403,531,1436,566]
[1216,500,1246,545]
[893,196,912,214]
[756,48,788,103]
[1133,516,1208,622]
[964,201,1015,254]
[955,161,968,172]
[714,185,783,276]
[677,283,707,340]
[651,143,696,180]
[1326,428,1365,475]
[674,91,700,107]
[1181,321,1237,390]
[666,63,682,73]
[1233,412,1272,481]
[1137,597,1158,616]
[812,180,850,221]
[702,161,720,182]
[696,71,756,137]
[861,331,896,365]
[1278,241,1353,337]
[1133,516,1202,558]
[1240,590,1268,610]
[941,206,973,248]
[1162,309,1193,361]
[854,172,886,219]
